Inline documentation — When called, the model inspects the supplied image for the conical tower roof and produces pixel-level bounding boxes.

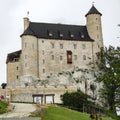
[85,5,102,17]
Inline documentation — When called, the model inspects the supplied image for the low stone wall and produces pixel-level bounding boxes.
[6,86,77,104]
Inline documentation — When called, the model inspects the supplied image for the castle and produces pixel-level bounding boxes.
[6,5,103,104]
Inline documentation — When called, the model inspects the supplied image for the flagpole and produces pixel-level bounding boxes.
[27,11,29,18]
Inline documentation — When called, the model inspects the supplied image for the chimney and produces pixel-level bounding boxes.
[23,17,30,30]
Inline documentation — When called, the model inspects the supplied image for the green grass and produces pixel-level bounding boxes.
[35,105,114,120]
[0,101,7,114]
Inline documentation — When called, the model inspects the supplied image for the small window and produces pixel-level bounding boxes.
[96,26,99,30]
[60,56,63,61]
[42,50,44,55]
[16,66,18,70]
[14,58,19,62]
[82,44,86,49]
[51,43,54,48]
[49,32,53,37]
[60,44,63,49]
[32,44,34,49]
[74,55,77,60]
[51,55,54,60]
[83,55,86,60]
[67,51,72,64]
[97,35,99,39]
[81,34,84,38]
[60,33,63,37]
[43,69,45,73]
[43,59,45,64]
[17,75,19,79]
[70,34,74,38]
[73,44,77,49]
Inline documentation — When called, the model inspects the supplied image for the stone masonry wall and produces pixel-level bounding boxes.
[8,86,77,103]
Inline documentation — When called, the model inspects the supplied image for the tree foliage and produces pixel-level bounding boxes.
[61,91,93,111]
[96,46,120,112]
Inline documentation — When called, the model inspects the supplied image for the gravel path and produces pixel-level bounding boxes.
[0,103,36,118]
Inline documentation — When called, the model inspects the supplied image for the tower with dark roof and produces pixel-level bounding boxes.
[86,4,103,60]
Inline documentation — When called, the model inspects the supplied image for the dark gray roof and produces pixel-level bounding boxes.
[85,5,102,16]
[21,22,94,42]
[6,50,21,63]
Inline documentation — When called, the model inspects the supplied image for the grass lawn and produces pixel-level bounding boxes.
[36,105,114,120]
[0,101,7,114]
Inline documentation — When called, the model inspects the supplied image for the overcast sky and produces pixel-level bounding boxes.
[0,0,120,84]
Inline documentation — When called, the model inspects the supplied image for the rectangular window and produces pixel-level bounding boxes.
[73,44,77,49]
[60,56,63,61]
[97,35,99,39]
[82,44,86,49]
[32,43,34,49]
[67,51,72,64]
[74,55,77,60]
[83,55,86,60]
[60,33,63,38]
[51,43,54,48]
[43,59,45,64]
[70,34,74,38]
[42,50,44,55]
[96,26,99,30]
[49,32,53,37]
[81,34,84,38]
[60,44,63,49]
[17,75,19,79]
[14,58,19,62]
[16,66,18,70]
[51,55,54,60]
[43,69,45,73]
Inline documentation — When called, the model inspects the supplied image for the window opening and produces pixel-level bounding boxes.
[83,55,86,60]
[60,44,63,49]
[74,44,77,49]
[67,51,72,64]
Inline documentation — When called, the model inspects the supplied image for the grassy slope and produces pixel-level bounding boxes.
[0,101,7,114]
[40,106,113,120]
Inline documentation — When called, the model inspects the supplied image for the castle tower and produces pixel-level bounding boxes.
[20,18,39,81]
[85,5,103,61]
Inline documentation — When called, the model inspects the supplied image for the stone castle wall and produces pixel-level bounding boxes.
[38,38,94,80]
[7,61,22,86]
[7,86,77,103]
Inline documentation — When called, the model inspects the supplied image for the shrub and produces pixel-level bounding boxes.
[0,101,7,114]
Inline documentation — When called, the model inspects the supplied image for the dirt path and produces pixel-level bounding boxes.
[0,103,36,118]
